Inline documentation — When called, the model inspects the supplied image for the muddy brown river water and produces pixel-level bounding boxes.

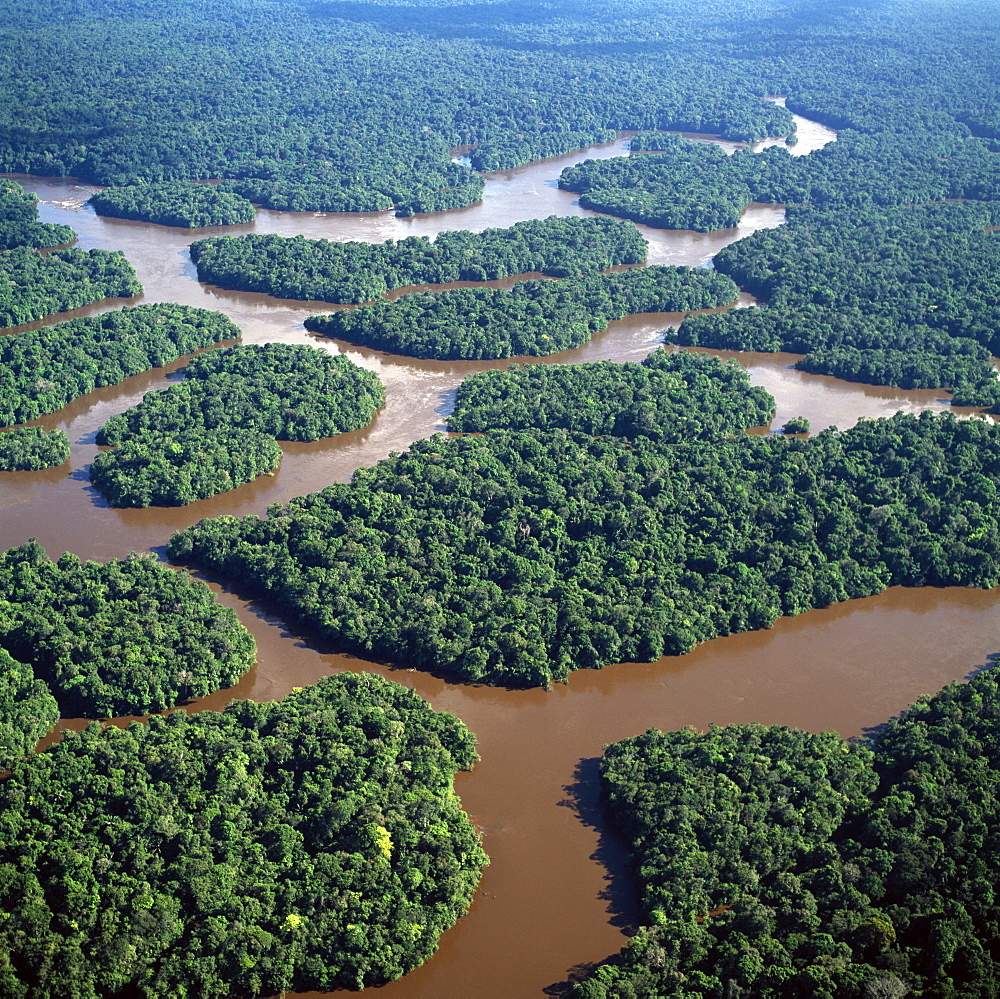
[6,113,1000,997]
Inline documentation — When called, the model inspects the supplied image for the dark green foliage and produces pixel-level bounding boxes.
[781,417,810,434]
[0,246,141,329]
[90,429,282,508]
[0,672,487,996]
[0,426,70,470]
[89,181,256,227]
[561,126,999,231]
[0,647,60,770]
[568,667,1000,997]
[0,303,242,426]
[711,204,999,349]
[674,203,1000,404]
[0,179,74,250]
[91,344,384,506]
[448,349,774,440]
[97,344,385,445]
[190,216,648,304]
[0,0,818,204]
[306,267,737,360]
[170,411,1000,687]
[0,541,256,717]
[222,158,484,216]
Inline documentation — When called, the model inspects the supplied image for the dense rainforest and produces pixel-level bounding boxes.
[305,266,736,359]
[673,203,1000,403]
[569,667,1000,998]
[559,124,999,232]
[0,647,59,771]
[0,541,256,718]
[0,179,73,250]
[98,344,385,445]
[0,426,70,471]
[0,0,991,213]
[90,428,283,509]
[189,216,648,304]
[92,344,384,506]
[0,246,141,331]
[89,182,256,228]
[0,304,241,428]
[0,177,142,327]
[0,672,488,996]
[170,411,1000,687]
[448,349,775,441]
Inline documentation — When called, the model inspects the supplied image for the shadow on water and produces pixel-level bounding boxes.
[545,756,639,995]
[558,757,642,931]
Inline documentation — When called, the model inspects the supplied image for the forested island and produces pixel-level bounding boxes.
[91,344,384,506]
[0,672,488,996]
[0,179,142,326]
[0,179,73,250]
[3,0,1000,993]
[0,541,256,719]
[0,246,141,330]
[170,411,1000,687]
[0,426,70,471]
[189,216,648,304]
[0,304,241,427]
[448,349,775,440]
[90,429,283,509]
[305,267,736,359]
[89,181,256,228]
[569,667,1000,997]
[673,202,1000,404]
[560,122,998,232]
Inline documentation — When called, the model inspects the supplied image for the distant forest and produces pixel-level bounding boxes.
[0,0,993,219]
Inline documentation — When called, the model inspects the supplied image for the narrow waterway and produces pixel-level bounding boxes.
[6,113,997,998]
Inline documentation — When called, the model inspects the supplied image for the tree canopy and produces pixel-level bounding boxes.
[91,344,385,507]
[170,411,1000,687]
[0,541,256,718]
[0,672,487,996]
[305,266,737,359]
[0,246,141,330]
[673,202,1000,405]
[0,427,70,471]
[0,304,241,427]
[448,348,775,440]
[190,216,648,304]
[568,666,1000,997]
[0,179,74,251]
[89,181,256,228]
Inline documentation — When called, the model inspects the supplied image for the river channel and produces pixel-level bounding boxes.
[5,112,1000,997]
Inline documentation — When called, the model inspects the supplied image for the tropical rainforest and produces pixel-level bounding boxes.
[673,202,1000,404]
[90,428,283,509]
[0,426,70,471]
[0,179,73,250]
[305,266,736,359]
[0,672,488,996]
[0,304,241,427]
[2,0,1000,993]
[568,667,1000,998]
[189,216,648,304]
[170,410,1000,687]
[89,182,256,228]
[91,344,384,506]
[0,541,256,719]
[0,247,141,331]
[448,349,775,441]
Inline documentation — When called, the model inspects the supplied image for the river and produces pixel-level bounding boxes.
[6,113,1000,998]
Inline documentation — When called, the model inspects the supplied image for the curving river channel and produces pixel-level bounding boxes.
[5,111,1000,997]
